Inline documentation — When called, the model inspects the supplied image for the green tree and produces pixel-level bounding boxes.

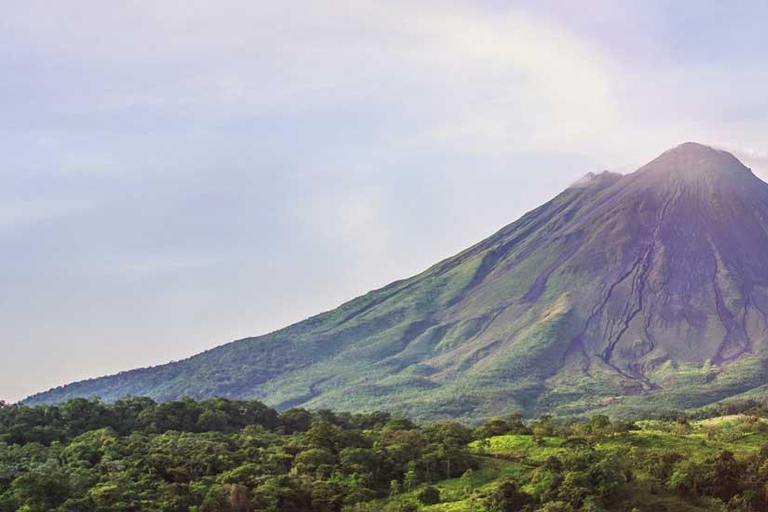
[8,468,71,512]
[293,448,336,477]
[486,478,532,512]
[417,485,440,505]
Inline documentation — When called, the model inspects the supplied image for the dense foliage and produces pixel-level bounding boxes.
[0,398,476,511]
[4,398,768,510]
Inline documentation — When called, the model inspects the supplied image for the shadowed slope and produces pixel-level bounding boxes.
[25,143,768,421]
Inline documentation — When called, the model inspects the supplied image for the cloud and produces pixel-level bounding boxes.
[725,146,768,180]
[0,200,92,230]
[1,1,618,156]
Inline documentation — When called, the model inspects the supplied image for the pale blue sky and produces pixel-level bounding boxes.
[2,0,768,402]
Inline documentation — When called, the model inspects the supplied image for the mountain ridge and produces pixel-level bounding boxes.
[25,143,768,422]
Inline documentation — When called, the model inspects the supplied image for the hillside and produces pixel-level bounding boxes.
[25,143,768,421]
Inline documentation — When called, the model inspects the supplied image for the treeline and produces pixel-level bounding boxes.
[653,398,768,422]
[0,397,283,445]
[0,398,477,511]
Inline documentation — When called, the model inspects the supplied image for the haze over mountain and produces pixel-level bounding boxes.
[26,143,768,421]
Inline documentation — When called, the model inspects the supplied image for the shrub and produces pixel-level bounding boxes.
[417,486,441,505]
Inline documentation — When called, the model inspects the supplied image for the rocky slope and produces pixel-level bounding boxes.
[26,143,768,421]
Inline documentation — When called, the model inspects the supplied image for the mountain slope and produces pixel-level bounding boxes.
[26,143,768,421]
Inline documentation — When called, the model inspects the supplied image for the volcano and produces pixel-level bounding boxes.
[26,143,768,420]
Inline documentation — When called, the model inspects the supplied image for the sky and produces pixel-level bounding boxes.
[2,0,768,403]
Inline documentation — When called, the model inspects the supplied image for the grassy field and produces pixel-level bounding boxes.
[371,415,768,511]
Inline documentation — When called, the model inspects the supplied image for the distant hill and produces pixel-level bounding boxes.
[26,143,768,421]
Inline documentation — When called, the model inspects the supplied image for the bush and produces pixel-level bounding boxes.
[417,486,441,505]
[486,478,533,512]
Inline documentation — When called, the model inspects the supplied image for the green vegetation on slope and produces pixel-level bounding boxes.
[5,398,768,511]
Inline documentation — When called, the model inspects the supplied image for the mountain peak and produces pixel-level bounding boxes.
[669,141,722,155]
[658,141,740,164]
[637,141,753,183]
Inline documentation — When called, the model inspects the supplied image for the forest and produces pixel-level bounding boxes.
[3,397,768,511]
